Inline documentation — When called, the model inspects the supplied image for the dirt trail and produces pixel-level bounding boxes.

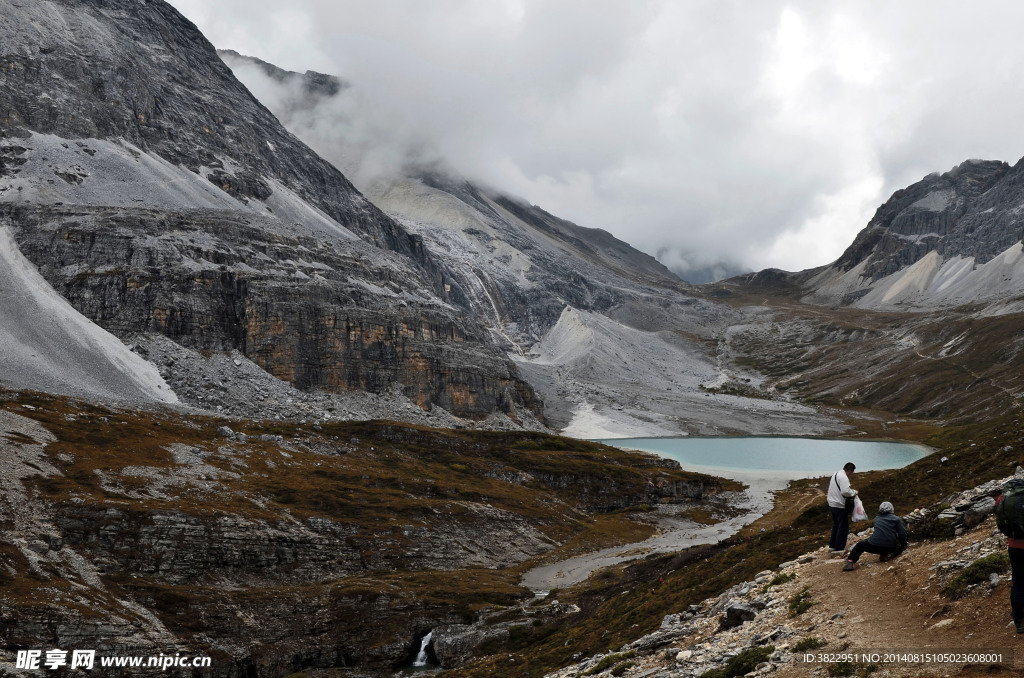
[775,515,1021,676]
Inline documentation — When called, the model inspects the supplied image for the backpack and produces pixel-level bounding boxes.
[996,479,1024,539]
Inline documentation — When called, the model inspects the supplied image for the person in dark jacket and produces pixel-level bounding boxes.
[843,501,907,571]
[995,489,1024,633]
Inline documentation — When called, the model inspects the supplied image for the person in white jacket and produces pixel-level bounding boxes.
[827,462,858,553]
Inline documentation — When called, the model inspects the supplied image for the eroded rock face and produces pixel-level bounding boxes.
[0,0,542,419]
[4,203,539,416]
[832,159,1012,281]
[0,0,402,253]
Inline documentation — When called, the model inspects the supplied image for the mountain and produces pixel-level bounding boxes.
[710,156,1024,426]
[0,0,549,424]
[219,50,844,438]
[3,4,1024,677]
[799,159,1024,310]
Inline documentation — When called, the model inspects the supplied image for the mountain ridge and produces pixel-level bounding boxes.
[220,49,844,439]
[795,157,1024,310]
[0,0,543,421]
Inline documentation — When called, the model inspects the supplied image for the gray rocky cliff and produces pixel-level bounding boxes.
[0,0,541,419]
[831,159,1012,280]
[764,157,1024,310]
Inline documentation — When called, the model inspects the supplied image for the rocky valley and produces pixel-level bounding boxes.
[2,1,1024,677]
[0,390,721,675]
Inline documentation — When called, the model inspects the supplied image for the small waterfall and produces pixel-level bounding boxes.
[412,631,433,667]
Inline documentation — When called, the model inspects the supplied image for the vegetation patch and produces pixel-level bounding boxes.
[762,571,796,592]
[788,586,814,616]
[582,651,636,676]
[942,552,1010,599]
[828,661,858,677]
[610,661,636,676]
[907,506,957,541]
[827,661,878,677]
[791,637,825,652]
[699,645,774,678]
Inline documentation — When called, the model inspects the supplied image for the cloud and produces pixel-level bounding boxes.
[168,0,1024,278]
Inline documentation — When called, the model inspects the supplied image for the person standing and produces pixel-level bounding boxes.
[827,462,857,554]
[842,501,907,570]
[1008,537,1024,633]
[995,481,1024,633]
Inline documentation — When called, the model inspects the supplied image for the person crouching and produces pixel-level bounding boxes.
[843,501,907,571]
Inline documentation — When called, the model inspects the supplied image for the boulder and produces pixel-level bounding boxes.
[963,496,996,528]
[721,603,758,630]
[432,624,509,668]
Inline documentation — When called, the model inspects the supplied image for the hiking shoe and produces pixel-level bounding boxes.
[842,561,856,571]
[879,553,892,562]
[1016,618,1024,634]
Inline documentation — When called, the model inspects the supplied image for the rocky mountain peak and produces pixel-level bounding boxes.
[796,154,1024,310]
[218,49,345,99]
[0,0,415,255]
[0,0,544,420]
[833,158,1010,280]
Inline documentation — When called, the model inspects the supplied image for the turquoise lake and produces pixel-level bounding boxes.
[597,437,930,476]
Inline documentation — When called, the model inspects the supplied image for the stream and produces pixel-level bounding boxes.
[521,469,788,593]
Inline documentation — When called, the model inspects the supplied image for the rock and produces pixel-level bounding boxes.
[629,631,681,653]
[940,456,949,463]
[963,496,996,528]
[661,613,683,630]
[721,603,758,630]
[779,560,798,569]
[930,619,954,630]
[217,426,235,438]
[798,556,814,564]
[27,540,50,555]
[990,573,1001,586]
[432,624,510,668]
[676,650,692,662]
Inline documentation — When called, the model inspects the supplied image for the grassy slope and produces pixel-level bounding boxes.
[0,388,724,666]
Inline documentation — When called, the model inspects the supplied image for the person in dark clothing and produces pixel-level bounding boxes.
[843,501,907,571]
[996,485,1024,632]
[1009,542,1024,633]
[828,462,857,553]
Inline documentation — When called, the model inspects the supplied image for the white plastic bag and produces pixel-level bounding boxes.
[851,496,868,522]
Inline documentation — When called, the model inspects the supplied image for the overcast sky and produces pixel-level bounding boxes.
[168,0,1024,280]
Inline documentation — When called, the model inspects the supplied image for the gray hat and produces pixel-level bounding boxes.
[878,501,894,514]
